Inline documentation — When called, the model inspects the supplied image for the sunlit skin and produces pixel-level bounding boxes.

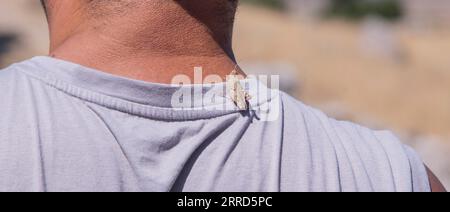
[40,0,445,192]
[41,0,242,84]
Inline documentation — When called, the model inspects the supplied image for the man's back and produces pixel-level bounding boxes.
[0,57,430,192]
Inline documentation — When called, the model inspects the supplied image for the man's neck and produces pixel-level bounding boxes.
[48,2,241,84]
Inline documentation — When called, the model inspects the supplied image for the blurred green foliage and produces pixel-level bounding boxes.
[325,0,403,21]
[241,0,285,10]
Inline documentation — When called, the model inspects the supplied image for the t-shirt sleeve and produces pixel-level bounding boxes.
[372,130,431,192]
[402,144,431,192]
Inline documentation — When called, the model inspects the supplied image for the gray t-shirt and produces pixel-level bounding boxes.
[0,56,430,192]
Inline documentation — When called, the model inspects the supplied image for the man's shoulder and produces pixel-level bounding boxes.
[279,91,404,150]
[0,63,22,91]
[0,63,19,77]
[278,92,430,191]
[0,60,39,109]
[0,59,34,82]
[1,60,34,88]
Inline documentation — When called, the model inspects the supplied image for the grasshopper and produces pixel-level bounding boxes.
[227,69,252,110]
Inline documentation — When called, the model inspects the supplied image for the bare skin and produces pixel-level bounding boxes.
[43,0,242,84]
[41,0,445,192]
[427,166,447,192]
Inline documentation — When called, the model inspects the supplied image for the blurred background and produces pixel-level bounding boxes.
[0,0,449,189]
